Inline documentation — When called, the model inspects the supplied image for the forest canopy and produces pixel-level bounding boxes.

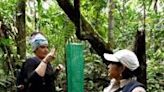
[0,0,163,92]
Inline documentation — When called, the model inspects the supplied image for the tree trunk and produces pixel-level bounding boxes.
[133,30,147,88]
[16,0,26,59]
[56,0,113,65]
[56,0,147,87]
[0,21,15,75]
[108,0,115,48]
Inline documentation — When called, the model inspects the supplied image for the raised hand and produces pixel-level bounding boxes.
[43,48,56,63]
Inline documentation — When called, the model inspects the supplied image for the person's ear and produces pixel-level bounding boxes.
[119,65,125,74]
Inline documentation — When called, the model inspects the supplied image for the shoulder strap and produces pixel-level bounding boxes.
[19,57,41,92]
[19,57,40,83]
[122,80,145,92]
[17,61,26,85]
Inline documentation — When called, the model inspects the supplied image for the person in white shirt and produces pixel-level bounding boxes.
[103,49,146,92]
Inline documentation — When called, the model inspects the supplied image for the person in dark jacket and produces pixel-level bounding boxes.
[103,49,146,92]
[17,32,63,92]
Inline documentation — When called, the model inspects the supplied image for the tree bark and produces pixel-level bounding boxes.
[108,0,115,48]
[16,0,26,59]
[56,0,113,64]
[0,21,15,75]
[56,0,147,87]
[133,30,147,87]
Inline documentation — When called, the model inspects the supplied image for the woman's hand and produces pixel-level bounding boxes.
[43,48,55,63]
[56,64,65,71]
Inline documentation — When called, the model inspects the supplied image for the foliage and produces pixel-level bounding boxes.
[147,48,164,91]
[80,0,164,91]
[0,76,16,92]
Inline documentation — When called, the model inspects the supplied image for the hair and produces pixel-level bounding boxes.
[122,66,141,79]
[122,67,134,79]
[106,62,122,69]
[30,31,43,37]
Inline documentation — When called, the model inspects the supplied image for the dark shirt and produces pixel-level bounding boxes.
[23,57,56,92]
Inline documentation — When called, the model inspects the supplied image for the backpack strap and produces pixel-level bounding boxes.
[122,80,145,92]
[19,57,40,92]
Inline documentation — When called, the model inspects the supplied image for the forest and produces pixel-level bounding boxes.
[0,0,163,92]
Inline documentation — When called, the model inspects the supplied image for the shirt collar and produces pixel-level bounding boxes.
[119,77,137,88]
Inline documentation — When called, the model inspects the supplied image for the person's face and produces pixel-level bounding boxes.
[35,45,49,59]
[107,63,123,80]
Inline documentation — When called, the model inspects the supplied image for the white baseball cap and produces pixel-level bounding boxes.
[103,49,139,71]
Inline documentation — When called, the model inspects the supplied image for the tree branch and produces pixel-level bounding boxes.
[56,0,113,64]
